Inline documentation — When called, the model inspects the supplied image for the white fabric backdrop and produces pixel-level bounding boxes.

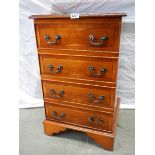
[19,0,135,108]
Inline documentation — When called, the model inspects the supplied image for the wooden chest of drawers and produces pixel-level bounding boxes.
[30,13,127,151]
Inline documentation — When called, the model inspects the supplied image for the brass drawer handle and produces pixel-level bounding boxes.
[50,89,64,98]
[44,34,61,44]
[89,34,109,46]
[51,111,65,119]
[88,93,105,103]
[88,116,104,125]
[48,64,63,73]
[88,66,107,77]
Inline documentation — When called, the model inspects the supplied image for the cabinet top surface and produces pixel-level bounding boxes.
[29,13,127,19]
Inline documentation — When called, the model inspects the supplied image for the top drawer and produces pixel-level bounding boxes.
[35,18,121,52]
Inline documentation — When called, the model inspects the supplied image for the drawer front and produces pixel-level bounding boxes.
[42,81,115,109]
[45,103,113,132]
[39,55,118,82]
[35,20,120,51]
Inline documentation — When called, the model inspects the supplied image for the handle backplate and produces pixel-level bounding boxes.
[50,89,64,98]
[89,34,109,46]
[48,64,63,73]
[88,116,104,125]
[88,93,105,103]
[88,66,107,77]
[44,34,61,44]
[51,111,65,119]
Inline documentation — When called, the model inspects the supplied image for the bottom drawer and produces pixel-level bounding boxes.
[45,102,114,132]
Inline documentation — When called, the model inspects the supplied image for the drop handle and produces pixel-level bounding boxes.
[44,34,61,44]
[89,34,109,46]
[88,66,107,77]
[48,64,63,73]
[51,111,65,119]
[50,89,64,98]
[88,93,105,103]
[88,116,104,125]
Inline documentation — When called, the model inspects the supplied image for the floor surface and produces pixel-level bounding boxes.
[19,108,135,155]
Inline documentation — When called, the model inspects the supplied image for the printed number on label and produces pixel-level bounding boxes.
[70,13,79,19]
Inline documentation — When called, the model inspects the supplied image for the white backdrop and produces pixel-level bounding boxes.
[19,0,135,108]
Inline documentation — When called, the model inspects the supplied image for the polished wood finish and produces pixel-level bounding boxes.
[38,48,119,58]
[31,14,126,151]
[43,97,120,151]
[43,120,67,136]
[45,102,113,132]
[42,80,115,109]
[34,16,123,52]
[39,54,118,82]
[41,75,116,88]
[35,21,120,51]
[44,98,114,114]
[43,119,114,150]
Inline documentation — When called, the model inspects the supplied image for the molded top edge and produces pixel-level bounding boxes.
[29,13,127,19]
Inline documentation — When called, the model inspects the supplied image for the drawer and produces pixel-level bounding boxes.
[45,103,113,132]
[39,55,118,82]
[42,80,115,109]
[35,19,120,52]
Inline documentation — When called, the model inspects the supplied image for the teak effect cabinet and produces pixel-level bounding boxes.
[29,13,127,151]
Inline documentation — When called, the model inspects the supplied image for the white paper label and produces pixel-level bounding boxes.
[70,13,79,19]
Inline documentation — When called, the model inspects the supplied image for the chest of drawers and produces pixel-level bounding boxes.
[30,13,127,151]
